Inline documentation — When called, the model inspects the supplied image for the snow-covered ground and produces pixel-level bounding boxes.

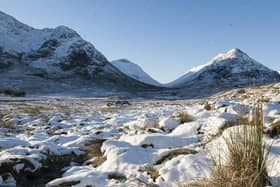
[0,84,280,186]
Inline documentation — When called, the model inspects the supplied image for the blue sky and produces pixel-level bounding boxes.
[0,0,279,83]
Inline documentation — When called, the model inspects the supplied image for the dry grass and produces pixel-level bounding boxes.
[155,148,198,165]
[185,98,270,187]
[99,107,120,113]
[177,112,194,123]
[209,99,269,187]
[82,139,107,167]
[108,172,126,181]
[139,166,159,181]
[204,102,212,111]
[266,121,280,138]
[236,116,251,126]
[0,114,16,130]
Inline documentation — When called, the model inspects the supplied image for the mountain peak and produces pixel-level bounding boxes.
[226,48,249,58]
[51,25,80,39]
[211,48,251,63]
[167,48,280,89]
[0,10,33,33]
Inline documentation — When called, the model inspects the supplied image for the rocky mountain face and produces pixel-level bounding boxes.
[111,59,162,86]
[0,11,159,95]
[167,48,280,98]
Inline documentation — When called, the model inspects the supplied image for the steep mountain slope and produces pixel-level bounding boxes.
[168,48,280,98]
[0,11,159,95]
[111,59,162,86]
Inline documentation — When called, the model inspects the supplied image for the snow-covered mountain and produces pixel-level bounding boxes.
[168,48,280,98]
[0,11,159,94]
[1,10,279,98]
[111,59,162,86]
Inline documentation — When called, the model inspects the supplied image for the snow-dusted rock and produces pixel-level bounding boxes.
[226,103,250,116]
[170,121,199,138]
[99,140,154,180]
[119,134,198,149]
[47,166,108,187]
[266,137,280,186]
[263,102,280,127]
[156,153,213,186]
[0,137,30,149]
[159,117,180,131]
[124,115,158,130]
[0,146,46,172]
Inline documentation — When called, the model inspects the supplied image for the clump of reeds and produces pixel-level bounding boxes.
[210,97,269,187]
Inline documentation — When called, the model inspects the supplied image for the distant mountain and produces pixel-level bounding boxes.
[0,11,158,95]
[168,48,280,98]
[111,59,162,86]
[1,10,279,98]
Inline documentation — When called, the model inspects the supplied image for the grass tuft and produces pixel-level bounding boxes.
[210,98,269,187]
[177,112,194,123]
[139,166,159,182]
[204,102,212,111]
[108,172,126,181]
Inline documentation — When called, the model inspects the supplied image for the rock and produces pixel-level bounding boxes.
[159,117,180,131]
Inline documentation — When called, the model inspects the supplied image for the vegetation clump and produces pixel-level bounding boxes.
[108,172,126,181]
[0,89,26,97]
[211,98,269,187]
[139,166,159,181]
[204,102,212,111]
[177,112,194,123]
[266,121,280,138]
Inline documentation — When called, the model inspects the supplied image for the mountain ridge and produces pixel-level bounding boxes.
[167,48,279,88]
[111,59,162,86]
[0,10,279,98]
[0,10,160,95]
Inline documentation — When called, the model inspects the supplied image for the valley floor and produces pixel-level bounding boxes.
[0,83,280,187]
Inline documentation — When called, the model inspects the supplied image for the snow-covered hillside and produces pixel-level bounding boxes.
[111,59,162,86]
[0,11,158,94]
[0,11,107,71]
[166,48,280,98]
[168,48,280,88]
